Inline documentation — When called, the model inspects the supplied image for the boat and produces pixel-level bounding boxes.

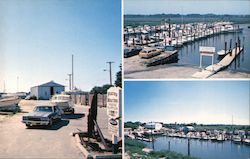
[139,47,162,59]
[217,135,225,142]
[124,46,142,58]
[0,95,21,112]
[232,136,242,144]
[217,50,228,56]
[243,138,250,146]
[51,94,75,114]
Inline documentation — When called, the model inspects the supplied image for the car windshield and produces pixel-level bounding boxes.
[34,106,53,112]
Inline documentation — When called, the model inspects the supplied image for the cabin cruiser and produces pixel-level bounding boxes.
[139,47,162,59]
[51,94,74,114]
[0,95,20,112]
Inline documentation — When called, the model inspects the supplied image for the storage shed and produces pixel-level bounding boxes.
[30,81,65,100]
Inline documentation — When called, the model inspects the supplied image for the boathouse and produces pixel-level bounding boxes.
[30,81,65,100]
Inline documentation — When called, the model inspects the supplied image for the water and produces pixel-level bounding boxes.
[143,136,250,159]
[125,24,250,72]
[178,24,250,72]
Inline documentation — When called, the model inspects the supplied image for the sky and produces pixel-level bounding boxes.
[124,0,250,15]
[0,0,121,93]
[125,81,250,125]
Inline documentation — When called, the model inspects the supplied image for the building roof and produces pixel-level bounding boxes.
[37,81,64,87]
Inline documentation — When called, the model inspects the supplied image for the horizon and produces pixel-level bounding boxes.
[125,0,250,15]
[125,81,250,125]
[125,121,250,126]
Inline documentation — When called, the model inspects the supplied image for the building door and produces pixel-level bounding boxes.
[50,87,54,96]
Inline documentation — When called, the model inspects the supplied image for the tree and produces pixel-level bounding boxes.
[90,84,112,94]
[115,64,122,88]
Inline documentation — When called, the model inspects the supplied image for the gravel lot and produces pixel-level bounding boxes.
[0,100,111,159]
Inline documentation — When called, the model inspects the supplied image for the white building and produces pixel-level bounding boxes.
[30,81,65,100]
[144,122,163,130]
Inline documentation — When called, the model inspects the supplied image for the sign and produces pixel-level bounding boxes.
[107,87,122,137]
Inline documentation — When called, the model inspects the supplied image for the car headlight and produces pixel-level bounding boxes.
[41,117,49,121]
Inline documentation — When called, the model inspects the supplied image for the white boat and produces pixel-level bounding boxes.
[217,50,228,56]
[0,95,20,112]
[233,136,242,144]
[51,94,74,114]
[243,138,250,146]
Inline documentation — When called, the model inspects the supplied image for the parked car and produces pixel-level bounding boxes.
[22,105,62,127]
[51,94,75,114]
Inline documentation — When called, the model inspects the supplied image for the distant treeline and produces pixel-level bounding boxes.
[124,14,250,26]
[125,121,250,131]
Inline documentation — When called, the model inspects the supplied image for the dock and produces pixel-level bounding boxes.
[192,47,243,78]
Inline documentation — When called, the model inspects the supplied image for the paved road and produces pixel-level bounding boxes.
[0,100,111,159]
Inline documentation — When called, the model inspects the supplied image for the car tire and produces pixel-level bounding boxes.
[26,124,31,128]
[49,119,53,126]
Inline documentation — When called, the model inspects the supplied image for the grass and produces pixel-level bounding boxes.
[125,138,199,159]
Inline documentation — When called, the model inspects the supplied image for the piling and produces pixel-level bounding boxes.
[188,138,190,156]
[229,39,232,56]
[224,42,227,55]
[168,141,170,151]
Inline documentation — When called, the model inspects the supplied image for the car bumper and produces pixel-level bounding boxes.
[22,120,50,126]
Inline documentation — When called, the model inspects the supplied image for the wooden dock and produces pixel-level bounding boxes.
[192,47,243,78]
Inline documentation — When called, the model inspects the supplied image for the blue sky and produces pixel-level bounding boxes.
[0,0,121,92]
[125,0,250,15]
[125,81,250,125]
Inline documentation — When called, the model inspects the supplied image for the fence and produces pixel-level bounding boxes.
[70,94,107,107]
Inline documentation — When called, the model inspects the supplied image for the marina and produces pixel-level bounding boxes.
[143,136,250,159]
[124,22,250,78]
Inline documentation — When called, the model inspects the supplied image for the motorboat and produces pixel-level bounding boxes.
[51,94,74,114]
[232,136,242,144]
[243,138,250,146]
[217,50,228,56]
[124,46,142,58]
[139,47,162,59]
[0,95,21,112]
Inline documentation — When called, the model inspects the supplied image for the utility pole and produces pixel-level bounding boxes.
[67,74,72,91]
[71,54,74,91]
[106,61,114,85]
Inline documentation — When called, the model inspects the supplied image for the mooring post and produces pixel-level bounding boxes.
[235,42,238,57]
[168,141,170,151]
[229,39,232,56]
[188,138,190,156]
[243,36,245,50]
[225,41,227,55]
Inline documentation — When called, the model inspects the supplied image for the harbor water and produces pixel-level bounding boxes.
[178,24,250,72]
[143,136,250,159]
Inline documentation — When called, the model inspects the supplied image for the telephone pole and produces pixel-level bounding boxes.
[106,61,114,85]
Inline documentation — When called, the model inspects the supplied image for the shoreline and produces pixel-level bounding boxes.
[124,59,250,79]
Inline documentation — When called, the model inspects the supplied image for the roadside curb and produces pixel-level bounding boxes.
[73,133,122,159]
[74,133,92,158]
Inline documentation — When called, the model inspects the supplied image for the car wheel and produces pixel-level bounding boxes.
[49,119,53,126]
[26,124,31,128]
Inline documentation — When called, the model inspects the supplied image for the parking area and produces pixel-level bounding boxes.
[0,100,110,159]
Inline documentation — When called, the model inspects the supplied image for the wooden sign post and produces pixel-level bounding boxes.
[199,46,215,69]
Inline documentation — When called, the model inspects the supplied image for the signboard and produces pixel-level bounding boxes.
[107,87,122,137]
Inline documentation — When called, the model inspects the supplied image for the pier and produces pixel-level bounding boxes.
[192,47,244,78]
